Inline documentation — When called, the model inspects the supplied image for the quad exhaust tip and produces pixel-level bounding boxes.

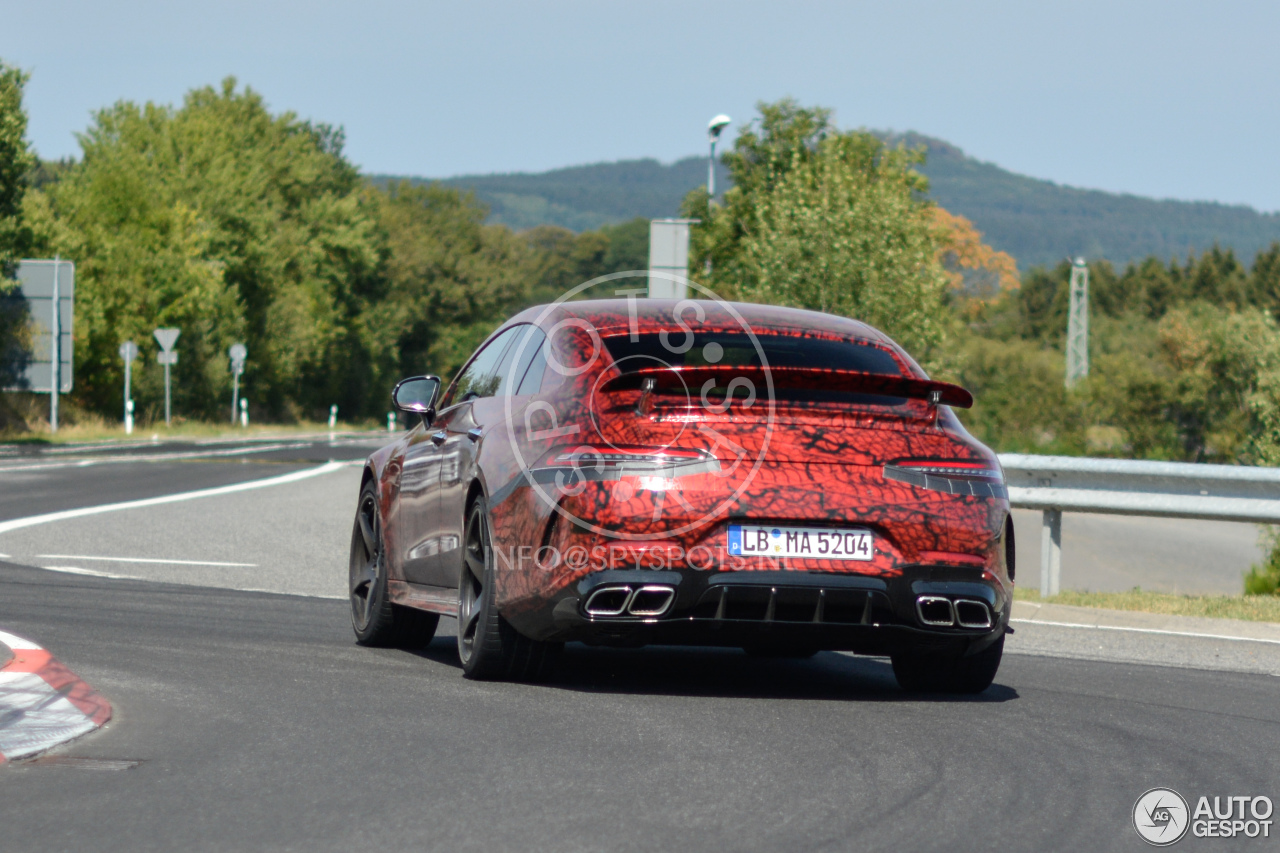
[583,584,676,618]
[915,596,992,629]
[954,598,993,629]
[915,595,955,627]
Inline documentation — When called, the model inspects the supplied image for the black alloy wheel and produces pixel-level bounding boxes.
[350,482,439,647]
[457,496,561,681]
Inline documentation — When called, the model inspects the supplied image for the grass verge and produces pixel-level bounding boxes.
[1014,587,1280,623]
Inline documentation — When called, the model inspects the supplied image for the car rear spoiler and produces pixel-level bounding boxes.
[602,365,973,409]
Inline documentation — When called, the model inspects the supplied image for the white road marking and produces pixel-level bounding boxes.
[0,460,351,535]
[39,566,134,579]
[1010,617,1280,645]
[0,553,9,559]
[36,555,257,567]
[0,630,42,650]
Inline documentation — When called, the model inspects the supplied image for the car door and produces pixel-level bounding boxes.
[427,324,544,588]
[397,420,446,585]
[411,325,526,587]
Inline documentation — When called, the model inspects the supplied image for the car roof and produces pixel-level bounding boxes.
[507,298,895,346]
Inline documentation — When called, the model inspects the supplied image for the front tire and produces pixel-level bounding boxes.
[456,496,561,681]
[891,634,1004,694]
[350,482,440,648]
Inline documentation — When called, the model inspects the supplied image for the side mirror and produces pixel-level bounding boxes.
[392,375,442,425]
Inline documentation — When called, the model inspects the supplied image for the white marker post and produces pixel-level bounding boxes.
[228,343,247,425]
[387,412,395,432]
[153,328,180,426]
[239,398,248,428]
[118,341,138,435]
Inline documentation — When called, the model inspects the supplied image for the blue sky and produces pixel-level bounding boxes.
[4,0,1279,210]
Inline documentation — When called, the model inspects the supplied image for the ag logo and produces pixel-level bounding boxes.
[1133,788,1190,846]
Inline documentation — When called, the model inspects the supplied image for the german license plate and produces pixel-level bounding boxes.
[727,524,874,561]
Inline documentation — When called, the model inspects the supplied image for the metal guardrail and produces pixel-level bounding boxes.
[997,453,1280,596]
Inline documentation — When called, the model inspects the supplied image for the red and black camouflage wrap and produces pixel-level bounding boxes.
[366,298,1012,649]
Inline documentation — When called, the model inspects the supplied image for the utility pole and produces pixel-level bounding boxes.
[1065,257,1089,388]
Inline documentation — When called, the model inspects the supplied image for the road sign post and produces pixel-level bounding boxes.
[50,256,60,432]
[119,341,138,434]
[6,259,75,430]
[228,343,247,425]
[153,328,180,426]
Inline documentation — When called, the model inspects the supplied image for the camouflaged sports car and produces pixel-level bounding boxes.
[350,298,1014,692]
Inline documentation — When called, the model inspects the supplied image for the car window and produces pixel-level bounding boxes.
[494,325,534,397]
[603,332,904,375]
[447,326,524,405]
[507,327,548,396]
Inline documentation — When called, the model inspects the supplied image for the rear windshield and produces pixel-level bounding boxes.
[603,332,904,375]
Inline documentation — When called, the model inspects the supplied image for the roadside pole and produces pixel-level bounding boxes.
[228,343,247,425]
[119,341,138,434]
[239,398,248,428]
[153,328,180,426]
[50,256,60,432]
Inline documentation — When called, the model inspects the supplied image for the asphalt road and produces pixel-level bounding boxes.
[0,437,1277,851]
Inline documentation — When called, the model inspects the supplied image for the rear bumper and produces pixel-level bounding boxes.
[510,565,1010,657]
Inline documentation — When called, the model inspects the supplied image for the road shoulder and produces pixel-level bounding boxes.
[1007,600,1280,676]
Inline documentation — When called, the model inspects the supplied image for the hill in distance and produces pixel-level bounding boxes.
[371,135,1280,270]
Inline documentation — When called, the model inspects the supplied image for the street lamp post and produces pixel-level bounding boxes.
[707,114,731,200]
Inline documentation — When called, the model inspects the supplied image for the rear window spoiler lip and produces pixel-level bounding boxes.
[601,365,974,409]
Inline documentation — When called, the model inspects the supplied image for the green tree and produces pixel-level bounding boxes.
[0,59,35,394]
[372,181,537,385]
[683,99,951,361]
[0,59,33,272]
[29,78,383,421]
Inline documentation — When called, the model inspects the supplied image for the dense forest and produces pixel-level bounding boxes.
[0,72,650,427]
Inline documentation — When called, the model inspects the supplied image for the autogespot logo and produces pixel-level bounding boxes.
[1133,788,1190,846]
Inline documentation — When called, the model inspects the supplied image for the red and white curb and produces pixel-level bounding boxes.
[0,630,112,762]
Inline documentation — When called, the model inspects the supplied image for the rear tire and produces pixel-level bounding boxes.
[350,482,440,648]
[891,634,1004,694]
[456,496,561,682]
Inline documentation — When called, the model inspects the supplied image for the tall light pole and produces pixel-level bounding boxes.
[707,114,731,200]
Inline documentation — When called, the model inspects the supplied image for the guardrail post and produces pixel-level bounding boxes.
[1039,508,1062,597]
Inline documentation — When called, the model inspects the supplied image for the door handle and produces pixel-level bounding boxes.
[467,428,483,443]
[430,430,447,446]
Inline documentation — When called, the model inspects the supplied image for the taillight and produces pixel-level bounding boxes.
[883,459,1006,498]
[545,445,704,467]
[530,445,719,486]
